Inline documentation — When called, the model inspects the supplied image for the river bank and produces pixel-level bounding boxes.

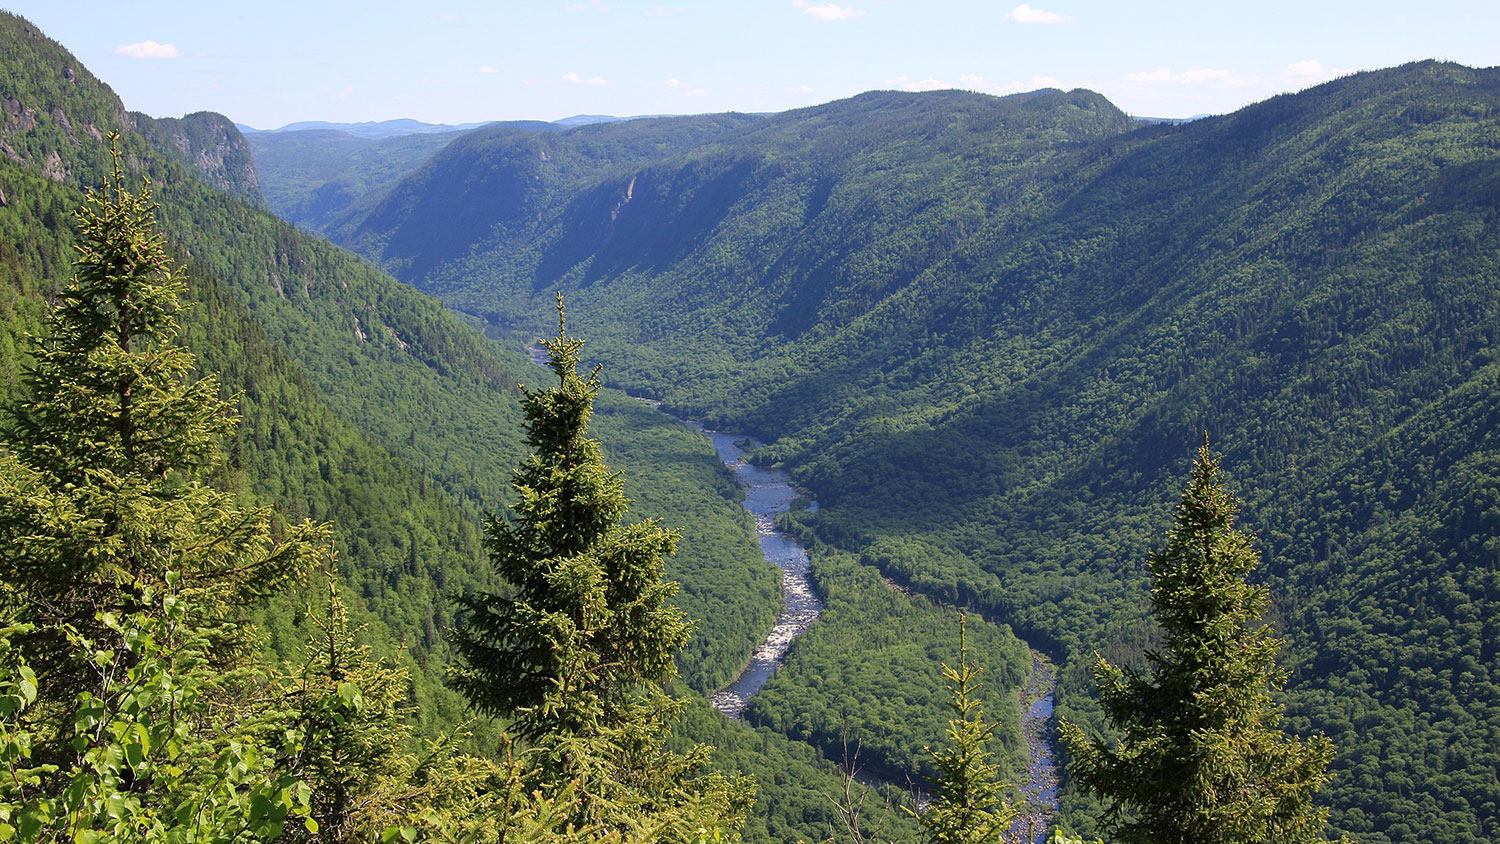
[689,424,825,719]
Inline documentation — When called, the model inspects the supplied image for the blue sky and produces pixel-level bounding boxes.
[6,1,1498,128]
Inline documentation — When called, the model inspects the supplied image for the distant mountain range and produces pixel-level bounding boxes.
[236,114,627,139]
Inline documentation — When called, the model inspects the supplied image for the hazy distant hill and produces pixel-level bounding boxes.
[245,116,653,233]
[320,64,1500,843]
[239,117,493,138]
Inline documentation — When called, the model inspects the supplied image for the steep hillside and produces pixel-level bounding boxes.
[136,109,264,206]
[334,111,768,286]
[330,63,1500,843]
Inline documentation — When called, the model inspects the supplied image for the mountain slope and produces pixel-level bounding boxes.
[328,63,1500,843]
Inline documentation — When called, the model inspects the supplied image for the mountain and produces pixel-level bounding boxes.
[322,63,1500,843]
[135,110,266,206]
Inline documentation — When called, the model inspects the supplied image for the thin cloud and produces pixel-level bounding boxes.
[1281,59,1349,83]
[686,88,709,97]
[562,72,610,85]
[666,77,691,89]
[478,66,498,74]
[1005,4,1074,24]
[114,40,181,59]
[886,74,951,92]
[958,73,1067,95]
[790,84,815,93]
[644,6,686,15]
[791,1,865,22]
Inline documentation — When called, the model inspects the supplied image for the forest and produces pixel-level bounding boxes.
[291,59,1499,844]
[2,7,1499,843]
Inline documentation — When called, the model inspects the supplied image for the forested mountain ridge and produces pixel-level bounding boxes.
[135,109,266,206]
[314,60,1500,842]
[331,111,767,284]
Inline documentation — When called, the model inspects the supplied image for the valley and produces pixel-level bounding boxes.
[0,7,1497,841]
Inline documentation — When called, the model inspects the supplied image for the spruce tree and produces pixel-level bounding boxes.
[0,138,328,702]
[918,614,1018,844]
[281,566,413,843]
[1058,441,1337,844]
[450,296,750,839]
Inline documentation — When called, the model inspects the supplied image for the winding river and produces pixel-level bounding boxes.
[525,346,1056,838]
[690,425,825,718]
[682,419,1059,842]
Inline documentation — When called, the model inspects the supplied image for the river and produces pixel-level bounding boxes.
[690,425,825,718]
[525,345,1056,839]
[683,419,1058,842]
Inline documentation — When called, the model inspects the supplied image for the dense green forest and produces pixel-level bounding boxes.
[0,13,957,842]
[306,60,1500,843]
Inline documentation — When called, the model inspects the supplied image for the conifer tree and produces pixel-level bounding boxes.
[450,297,750,840]
[1058,441,1338,844]
[0,137,328,702]
[281,566,413,843]
[918,614,1018,844]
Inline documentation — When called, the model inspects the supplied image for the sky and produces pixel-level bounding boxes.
[5,1,1498,129]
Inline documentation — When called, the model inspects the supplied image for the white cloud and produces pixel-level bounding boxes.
[686,88,709,97]
[644,6,685,15]
[563,72,609,85]
[1284,59,1326,78]
[791,0,864,22]
[114,40,181,59]
[886,74,951,92]
[790,84,814,93]
[1005,4,1074,24]
[666,77,691,89]
[478,65,498,74]
[562,72,582,84]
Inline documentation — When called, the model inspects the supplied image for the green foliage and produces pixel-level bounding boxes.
[1059,444,1336,844]
[672,697,920,844]
[279,567,416,842]
[744,552,1028,787]
[451,301,752,840]
[0,149,329,713]
[451,299,692,735]
[916,615,1018,844]
[0,592,316,844]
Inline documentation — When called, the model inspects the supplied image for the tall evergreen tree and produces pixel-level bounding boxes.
[0,137,328,702]
[450,296,751,840]
[1058,441,1338,844]
[917,614,1018,844]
